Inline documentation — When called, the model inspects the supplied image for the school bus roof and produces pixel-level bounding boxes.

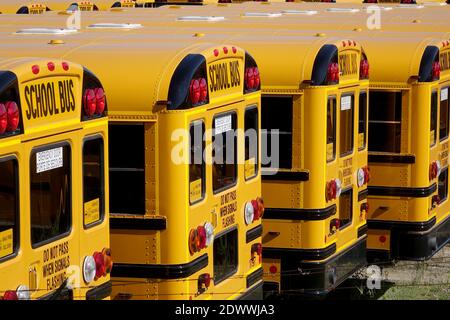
[0,0,131,13]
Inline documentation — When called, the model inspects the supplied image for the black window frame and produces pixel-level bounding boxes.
[440,87,449,142]
[438,167,448,204]
[339,93,355,157]
[212,111,238,194]
[358,91,368,151]
[189,120,206,205]
[338,187,353,230]
[0,155,19,263]
[30,141,72,249]
[431,90,438,148]
[368,91,403,153]
[244,105,259,181]
[327,95,337,163]
[213,226,238,285]
[82,135,106,229]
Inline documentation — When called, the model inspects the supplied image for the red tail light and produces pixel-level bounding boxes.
[330,218,341,234]
[93,251,106,280]
[95,88,105,114]
[251,197,265,221]
[189,78,208,106]
[432,61,440,81]
[327,62,339,84]
[198,273,211,293]
[251,243,262,263]
[6,102,20,132]
[197,225,207,250]
[326,179,342,201]
[432,195,441,207]
[245,67,260,91]
[360,59,369,80]
[2,290,18,300]
[0,103,7,134]
[361,202,369,213]
[83,89,96,117]
[429,161,441,180]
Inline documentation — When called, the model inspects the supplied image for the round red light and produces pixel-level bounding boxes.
[269,265,277,274]
[83,89,96,117]
[379,235,387,243]
[94,88,106,114]
[189,229,199,254]
[202,273,211,288]
[253,67,260,89]
[93,251,106,279]
[32,65,39,75]
[245,67,255,90]
[62,62,69,71]
[6,102,20,132]
[47,62,55,71]
[213,49,219,57]
[251,199,260,220]
[2,290,18,300]
[189,79,201,105]
[197,226,207,249]
[199,78,207,102]
[223,47,228,54]
[232,47,237,54]
[0,103,7,134]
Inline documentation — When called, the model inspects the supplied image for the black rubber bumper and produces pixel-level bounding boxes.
[279,236,367,297]
[387,215,450,261]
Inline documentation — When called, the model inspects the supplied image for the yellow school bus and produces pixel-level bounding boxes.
[0,1,51,14]
[0,57,111,300]
[361,37,450,261]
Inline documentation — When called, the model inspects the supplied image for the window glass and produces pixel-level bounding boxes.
[245,107,258,180]
[213,112,237,193]
[358,91,368,150]
[213,228,238,284]
[83,137,105,226]
[438,168,448,204]
[109,124,145,214]
[261,97,293,169]
[189,121,205,204]
[369,91,402,153]
[340,94,354,156]
[339,188,353,229]
[327,96,337,162]
[0,157,18,260]
[431,91,438,147]
[30,144,71,245]
[439,88,449,141]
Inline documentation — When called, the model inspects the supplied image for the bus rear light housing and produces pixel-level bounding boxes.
[189,222,214,255]
[326,178,341,201]
[83,87,107,118]
[251,243,262,263]
[327,62,339,84]
[0,101,21,137]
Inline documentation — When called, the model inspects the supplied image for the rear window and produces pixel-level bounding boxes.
[109,124,145,214]
[327,96,337,162]
[340,94,354,156]
[83,137,105,227]
[30,144,71,246]
[189,121,205,205]
[440,88,449,141]
[0,157,18,261]
[359,91,368,150]
[213,112,237,193]
[261,96,293,169]
[338,188,353,229]
[245,106,258,180]
[431,90,438,147]
[438,168,448,204]
[213,228,238,284]
[369,91,402,153]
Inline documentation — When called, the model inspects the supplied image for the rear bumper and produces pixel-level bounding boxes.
[269,236,367,297]
[369,214,450,261]
[86,281,112,300]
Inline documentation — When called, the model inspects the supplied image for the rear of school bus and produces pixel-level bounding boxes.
[73,40,264,299]
[0,57,111,300]
[365,37,450,261]
[256,37,368,297]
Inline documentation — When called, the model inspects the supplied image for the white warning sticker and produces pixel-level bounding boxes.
[36,147,63,173]
[341,95,352,111]
[215,115,232,135]
[441,88,448,101]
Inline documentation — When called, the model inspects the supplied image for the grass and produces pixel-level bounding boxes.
[379,284,450,300]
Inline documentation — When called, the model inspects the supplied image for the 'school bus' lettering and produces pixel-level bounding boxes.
[24,79,76,120]
[208,60,241,93]
[339,53,358,77]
